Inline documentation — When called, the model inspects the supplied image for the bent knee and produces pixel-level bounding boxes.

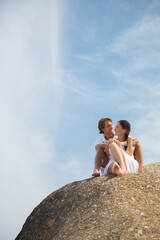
[95,145,104,152]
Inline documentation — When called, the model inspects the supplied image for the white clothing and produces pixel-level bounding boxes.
[95,136,139,175]
[95,137,106,147]
[103,147,139,176]
[124,152,139,173]
[95,136,117,147]
[103,156,114,176]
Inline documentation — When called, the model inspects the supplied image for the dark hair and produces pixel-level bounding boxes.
[118,120,131,150]
[118,120,131,140]
[98,118,113,134]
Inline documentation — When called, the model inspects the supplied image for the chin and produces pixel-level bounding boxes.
[110,133,114,138]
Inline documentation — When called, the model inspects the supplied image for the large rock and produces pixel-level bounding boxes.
[16,163,160,240]
[144,162,160,173]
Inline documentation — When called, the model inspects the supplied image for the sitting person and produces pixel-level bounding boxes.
[92,118,114,177]
[92,118,143,177]
[103,120,142,176]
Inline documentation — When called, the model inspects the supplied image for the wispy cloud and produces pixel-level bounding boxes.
[0,1,63,239]
[104,15,160,164]
[108,16,160,53]
[107,16,160,77]
[1,2,160,240]
[63,12,160,167]
[52,72,92,97]
[74,15,160,76]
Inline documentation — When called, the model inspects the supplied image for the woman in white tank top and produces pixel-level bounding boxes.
[103,120,140,176]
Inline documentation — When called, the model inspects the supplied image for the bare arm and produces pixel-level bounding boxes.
[134,140,143,173]
[120,141,127,146]
[95,143,106,151]
[126,137,137,156]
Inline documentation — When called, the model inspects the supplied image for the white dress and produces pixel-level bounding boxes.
[103,146,139,176]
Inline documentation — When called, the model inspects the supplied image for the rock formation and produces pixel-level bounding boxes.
[16,162,160,240]
[143,162,160,173]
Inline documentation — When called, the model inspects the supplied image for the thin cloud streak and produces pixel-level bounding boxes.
[108,16,160,54]
[1,1,160,240]
[61,13,160,167]
[49,0,64,130]
[0,1,63,239]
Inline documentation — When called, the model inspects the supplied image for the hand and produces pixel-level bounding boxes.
[138,166,144,173]
[113,139,121,147]
[128,136,138,146]
[106,138,121,147]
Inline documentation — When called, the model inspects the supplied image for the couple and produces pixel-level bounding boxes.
[92,118,143,177]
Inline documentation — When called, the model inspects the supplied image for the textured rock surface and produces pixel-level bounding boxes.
[16,163,160,240]
[144,162,160,173]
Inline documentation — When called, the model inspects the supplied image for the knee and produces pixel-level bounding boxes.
[95,145,104,152]
[96,147,105,154]
[108,140,116,147]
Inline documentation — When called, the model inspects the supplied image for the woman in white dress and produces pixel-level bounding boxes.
[103,120,139,176]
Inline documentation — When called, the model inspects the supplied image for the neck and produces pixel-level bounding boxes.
[104,133,114,140]
[117,134,125,142]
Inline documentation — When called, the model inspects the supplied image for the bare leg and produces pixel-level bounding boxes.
[92,148,109,176]
[108,142,127,174]
[108,162,123,176]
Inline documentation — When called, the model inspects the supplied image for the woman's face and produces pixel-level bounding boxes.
[115,122,126,136]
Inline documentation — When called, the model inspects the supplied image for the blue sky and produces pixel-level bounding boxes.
[1,0,160,239]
